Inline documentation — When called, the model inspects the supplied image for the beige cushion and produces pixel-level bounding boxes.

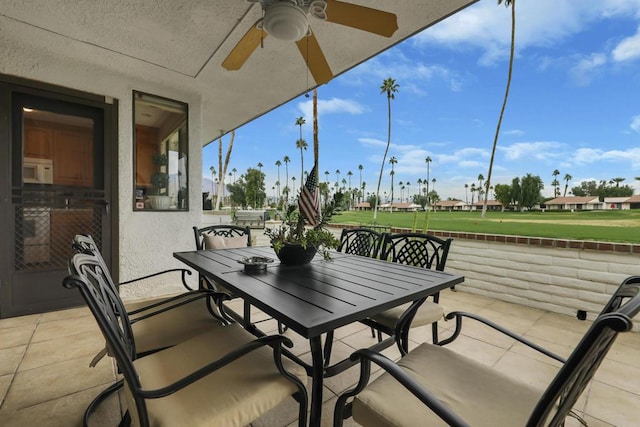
[371,301,443,329]
[203,234,247,250]
[126,294,225,354]
[353,343,544,427]
[125,324,307,427]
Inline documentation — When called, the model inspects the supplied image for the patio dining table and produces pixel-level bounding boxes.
[174,246,464,427]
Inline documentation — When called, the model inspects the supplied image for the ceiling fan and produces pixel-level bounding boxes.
[222,0,398,85]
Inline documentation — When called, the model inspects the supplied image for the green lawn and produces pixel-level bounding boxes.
[329,209,640,243]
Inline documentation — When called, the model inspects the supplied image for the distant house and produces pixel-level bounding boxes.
[545,196,601,210]
[434,200,466,211]
[621,195,640,210]
[603,197,629,210]
[354,202,371,211]
[378,202,419,212]
[469,200,502,211]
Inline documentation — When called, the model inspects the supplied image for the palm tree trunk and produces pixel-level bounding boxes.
[483,0,515,218]
[374,96,391,220]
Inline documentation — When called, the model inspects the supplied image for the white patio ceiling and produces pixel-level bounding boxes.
[0,0,477,145]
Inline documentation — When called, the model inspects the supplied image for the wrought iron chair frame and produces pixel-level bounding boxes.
[361,232,452,355]
[65,252,308,427]
[335,276,640,426]
[336,227,384,259]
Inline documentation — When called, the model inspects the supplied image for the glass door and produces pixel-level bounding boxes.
[0,87,114,318]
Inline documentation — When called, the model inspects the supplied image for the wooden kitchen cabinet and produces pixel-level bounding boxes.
[51,209,95,263]
[24,121,53,158]
[52,127,94,187]
[135,125,159,188]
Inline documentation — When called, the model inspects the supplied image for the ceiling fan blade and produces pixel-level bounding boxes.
[222,20,266,71]
[296,30,333,85]
[324,0,398,37]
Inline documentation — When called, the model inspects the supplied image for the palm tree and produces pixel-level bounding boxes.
[283,155,291,199]
[231,167,237,184]
[275,160,282,203]
[374,77,399,220]
[464,183,469,203]
[358,164,363,202]
[470,183,476,204]
[324,170,330,183]
[612,177,625,188]
[483,0,515,218]
[295,116,305,141]
[257,162,263,172]
[563,174,572,197]
[295,138,307,187]
[389,156,398,211]
[209,166,216,197]
[552,169,560,197]
[406,181,411,202]
[477,173,485,203]
[425,156,432,207]
[347,170,353,190]
[335,169,341,187]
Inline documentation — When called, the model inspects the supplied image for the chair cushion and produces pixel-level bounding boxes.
[125,324,307,427]
[370,301,443,329]
[203,234,247,250]
[125,294,224,354]
[353,343,544,427]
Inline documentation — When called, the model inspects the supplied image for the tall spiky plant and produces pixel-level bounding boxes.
[373,77,399,220]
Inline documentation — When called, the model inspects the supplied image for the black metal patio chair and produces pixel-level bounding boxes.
[334,275,640,427]
[337,227,384,258]
[193,224,287,332]
[72,234,232,423]
[64,251,308,427]
[361,232,452,355]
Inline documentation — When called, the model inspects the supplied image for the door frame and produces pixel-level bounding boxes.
[0,74,119,318]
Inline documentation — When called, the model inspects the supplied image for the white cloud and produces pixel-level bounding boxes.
[631,115,640,132]
[297,97,365,120]
[569,53,607,86]
[503,129,524,136]
[613,26,640,62]
[572,146,640,167]
[414,0,640,66]
[499,141,564,161]
[358,137,386,147]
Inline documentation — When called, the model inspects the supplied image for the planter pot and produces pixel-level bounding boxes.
[149,195,171,210]
[275,243,318,266]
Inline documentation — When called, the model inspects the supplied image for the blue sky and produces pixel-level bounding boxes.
[203,0,640,202]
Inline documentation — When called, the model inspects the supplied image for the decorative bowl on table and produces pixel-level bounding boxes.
[274,243,318,266]
[237,256,274,273]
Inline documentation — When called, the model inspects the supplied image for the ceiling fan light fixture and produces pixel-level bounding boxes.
[263,2,308,42]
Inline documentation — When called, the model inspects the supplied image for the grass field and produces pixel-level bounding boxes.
[328,209,640,244]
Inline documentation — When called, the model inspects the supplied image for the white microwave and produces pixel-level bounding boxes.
[24,157,54,184]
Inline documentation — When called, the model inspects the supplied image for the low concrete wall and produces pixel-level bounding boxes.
[335,225,640,331]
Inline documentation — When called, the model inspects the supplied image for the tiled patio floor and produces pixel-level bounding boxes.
[1,288,639,426]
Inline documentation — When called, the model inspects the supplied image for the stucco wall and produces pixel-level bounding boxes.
[2,36,208,296]
[439,235,640,332]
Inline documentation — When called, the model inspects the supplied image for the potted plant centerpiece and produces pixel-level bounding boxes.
[149,153,171,209]
[265,202,339,265]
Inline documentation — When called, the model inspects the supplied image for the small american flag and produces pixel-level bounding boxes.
[299,164,321,227]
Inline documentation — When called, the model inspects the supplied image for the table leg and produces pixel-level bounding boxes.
[309,336,324,427]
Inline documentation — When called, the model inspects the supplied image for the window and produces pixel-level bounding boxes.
[133,91,188,210]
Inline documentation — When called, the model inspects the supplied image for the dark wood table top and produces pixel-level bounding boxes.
[174,246,464,338]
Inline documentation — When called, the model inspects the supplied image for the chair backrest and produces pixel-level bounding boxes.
[64,252,148,422]
[337,228,383,258]
[193,225,251,250]
[527,276,640,426]
[380,232,452,271]
[72,234,120,293]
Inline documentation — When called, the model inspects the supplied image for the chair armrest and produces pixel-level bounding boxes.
[127,289,229,322]
[334,348,470,427]
[119,268,195,291]
[439,311,565,363]
[137,335,296,399]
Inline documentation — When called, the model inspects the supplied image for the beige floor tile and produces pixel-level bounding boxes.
[474,306,540,334]
[586,381,640,426]
[0,383,121,427]
[0,314,40,330]
[0,373,13,407]
[0,326,34,349]
[615,330,640,351]
[0,345,27,376]
[491,351,560,391]
[2,356,115,410]
[19,330,105,371]
[454,318,517,349]
[485,299,546,322]
[31,316,100,343]
[595,357,640,395]
[332,322,370,340]
[40,306,90,322]
[535,311,591,335]
[509,338,571,367]
[524,322,586,349]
